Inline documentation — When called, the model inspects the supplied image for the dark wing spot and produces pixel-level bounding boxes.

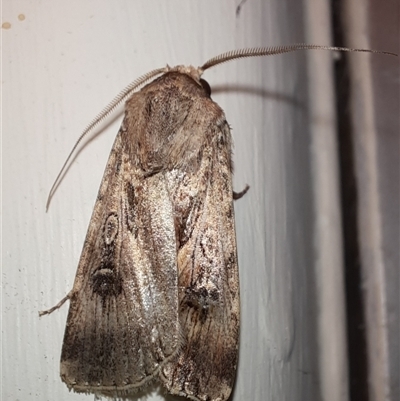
[184,285,220,310]
[125,182,139,235]
[91,269,122,298]
[115,159,122,174]
[126,182,135,208]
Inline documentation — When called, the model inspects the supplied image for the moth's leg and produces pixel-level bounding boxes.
[39,292,72,317]
[233,184,250,200]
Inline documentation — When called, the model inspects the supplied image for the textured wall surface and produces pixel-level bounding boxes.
[4,1,395,401]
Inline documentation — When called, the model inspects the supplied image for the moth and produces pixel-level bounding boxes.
[40,45,397,401]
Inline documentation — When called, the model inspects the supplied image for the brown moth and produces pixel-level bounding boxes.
[40,45,397,401]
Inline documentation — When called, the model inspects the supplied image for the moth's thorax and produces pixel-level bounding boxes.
[123,67,228,175]
[167,65,203,84]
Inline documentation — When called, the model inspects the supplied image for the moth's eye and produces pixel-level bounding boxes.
[200,79,211,97]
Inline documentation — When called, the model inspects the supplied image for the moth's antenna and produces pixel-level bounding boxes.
[200,44,398,71]
[46,67,167,211]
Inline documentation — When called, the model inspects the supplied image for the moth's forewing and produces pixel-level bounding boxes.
[60,102,181,396]
[154,73,240,401]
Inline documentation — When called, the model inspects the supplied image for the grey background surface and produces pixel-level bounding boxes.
[2,1,397,401]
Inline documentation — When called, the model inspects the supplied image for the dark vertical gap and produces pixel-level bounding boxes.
[330,1,370,401]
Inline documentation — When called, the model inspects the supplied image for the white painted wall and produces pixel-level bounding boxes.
[4,1,393,400]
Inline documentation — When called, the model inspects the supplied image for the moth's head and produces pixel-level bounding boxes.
[167,65,211,96]
[168,65,203,82]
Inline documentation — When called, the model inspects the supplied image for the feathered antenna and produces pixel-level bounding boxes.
[200,43,397,72]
